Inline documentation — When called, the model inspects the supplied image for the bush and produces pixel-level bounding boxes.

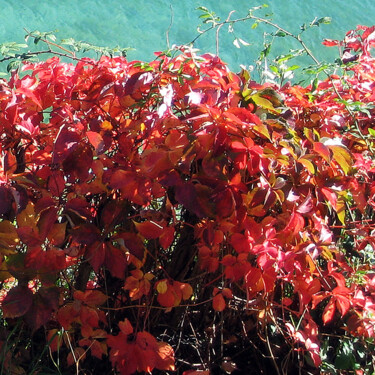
[1,15,375,375]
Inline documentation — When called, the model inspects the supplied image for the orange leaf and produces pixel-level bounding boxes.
[222,288,233,299]
[157,287,176,308]
[178,282,193,300]
[74,290,108,306]
[213,293,226,312]
[322,298,335,324]
[155,341,175,371]
[313,142,331,163]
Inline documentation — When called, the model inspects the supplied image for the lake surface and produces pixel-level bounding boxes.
[0,0,374,76]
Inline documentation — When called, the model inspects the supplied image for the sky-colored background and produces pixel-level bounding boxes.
[0,1,373,73]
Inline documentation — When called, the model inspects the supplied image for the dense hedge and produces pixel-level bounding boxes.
[1,25,375,374]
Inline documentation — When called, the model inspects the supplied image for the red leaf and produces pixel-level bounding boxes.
[282,211,305,238]
[245,267,263,296]
[296,193,313,214]
[322,39,340,47]
[85,241,106,272]
[104,242,127,279]
[47,170,66,197]
[134,220,165,240]
[335,295,351,317]
[17,86,43,109]
[321,187,337,208]
[47,222,67,247]
[159,226,175,249]
[0,186,13,215]
[2,285,33,318]
[62,143,93,181]
[313,142,331,162]
[114,232,145,260]
[80,305,99,328]
[174,182,213,218]
[230,233,251,253]
[110,170,150,205]
[2,150,17,174]
[86,131,105,154]
[37,206,58,241]
[100,200,127,231]
[71,224,101,246]
[215,188,235,218]
[52,126,80,164]
[157,287,175,308]
[119,319,133,335]
[24,287,59,330]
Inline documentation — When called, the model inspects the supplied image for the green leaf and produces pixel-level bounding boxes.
[269,65,279,74]
[286,65,300,71]
[312,77,319,92]
[275,30,286,37]
[61,38,76,46]
[368,128,375,136]
[318,16,332,25]
[310,16,332,28]
[251,22,258,29]
[196,6,209,12]
[260,43,271,59]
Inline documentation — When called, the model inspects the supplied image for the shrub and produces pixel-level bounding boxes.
[0,19,375,375]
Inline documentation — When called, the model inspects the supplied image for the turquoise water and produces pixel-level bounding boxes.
[0,0,374,72]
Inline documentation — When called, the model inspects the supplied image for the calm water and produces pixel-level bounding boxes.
[0,0,374,73]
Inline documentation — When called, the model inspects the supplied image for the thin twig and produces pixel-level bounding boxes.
[166,4,174,49]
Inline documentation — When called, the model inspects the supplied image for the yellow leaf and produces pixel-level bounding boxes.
[336,195,346,225]
[251,93,281,114]
[329,145,352,175]
[156,279,168,294]
[0,220,19,252]
[253,122,271,140]
[100,120,113,131]
[298,157,315,174]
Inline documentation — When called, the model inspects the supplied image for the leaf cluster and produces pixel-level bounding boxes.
[0,21,375,375]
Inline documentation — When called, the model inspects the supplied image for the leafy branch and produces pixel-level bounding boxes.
[0,29,131,74]
[191,5,375,154]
